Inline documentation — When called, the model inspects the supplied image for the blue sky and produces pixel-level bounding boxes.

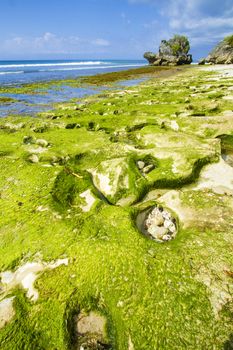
[0,0,233,60]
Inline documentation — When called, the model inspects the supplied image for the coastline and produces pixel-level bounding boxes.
[0,65,185,117]
[0,64,233,349]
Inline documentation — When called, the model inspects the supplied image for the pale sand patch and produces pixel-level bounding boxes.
[170,120,179,131]
[77,311,106,335]
[0,259,68,301]
[222,95,233,101]
[0,297,15,329]
[28,146,47,154]
[90,158,126,197]
[195,262,232,316]
[93,172,112,195]
[201,64,233,77]
[128,335,134,350]
[193,158,233,195]
[80,189,96,212]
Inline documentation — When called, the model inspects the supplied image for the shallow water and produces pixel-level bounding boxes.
[0,85,100,117]
[0,77,148,117]
[117,77,147,87]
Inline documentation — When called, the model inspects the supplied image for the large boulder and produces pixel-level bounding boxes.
[144,35,192,66]
[199,35,233,65]
[143,52,157,64]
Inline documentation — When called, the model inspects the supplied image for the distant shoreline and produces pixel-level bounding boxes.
[0,65,185,117]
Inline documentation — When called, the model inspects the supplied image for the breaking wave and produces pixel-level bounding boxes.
[0,61,107,69]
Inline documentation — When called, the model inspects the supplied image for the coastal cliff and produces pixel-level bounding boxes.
[199,35,233,64]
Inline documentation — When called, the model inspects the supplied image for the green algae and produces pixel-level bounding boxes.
[0,97,18,104]
[0,65,233,350]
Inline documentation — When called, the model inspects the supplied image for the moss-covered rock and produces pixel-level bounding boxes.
[0,64,233,350]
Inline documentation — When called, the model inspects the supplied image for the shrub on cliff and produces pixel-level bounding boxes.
[168,35,190,56]
[224,35,233,47]
[200,34,233,64]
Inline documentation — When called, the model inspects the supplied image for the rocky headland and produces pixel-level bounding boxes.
[199,35,233,64]
[144,34,192,66]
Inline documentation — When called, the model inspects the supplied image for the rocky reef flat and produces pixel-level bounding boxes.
[0,64,233,349]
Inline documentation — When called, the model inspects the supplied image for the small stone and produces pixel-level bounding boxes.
[137,160,145,170]
[164,219,173,229]
[162,210,171,220]
[170,120,179,131]
[51,156,59,164]
[148,226,168,240]
[36,139,48,147]
[168,223,176,233]
[150,213,164,226]
[77,311,106,336]
[143,164,155,174]
[162,234,172,241]
[117,300,124,307]
[36,206,49,212]
[28,154,39,163]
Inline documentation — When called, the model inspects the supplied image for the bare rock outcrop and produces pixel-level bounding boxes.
[199,35,233,65]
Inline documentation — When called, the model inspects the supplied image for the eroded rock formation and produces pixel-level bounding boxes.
[199,35,233,64]
[144,35,192,66]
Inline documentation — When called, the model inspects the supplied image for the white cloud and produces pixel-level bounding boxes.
[91,38,110,47]
[2,32,111,55]
[138,0,233,54]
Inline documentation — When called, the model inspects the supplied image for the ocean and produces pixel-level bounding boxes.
[0,59,147,116]
[0,59,146,85]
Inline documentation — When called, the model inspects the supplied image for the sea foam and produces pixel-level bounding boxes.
[0,61,107,69]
